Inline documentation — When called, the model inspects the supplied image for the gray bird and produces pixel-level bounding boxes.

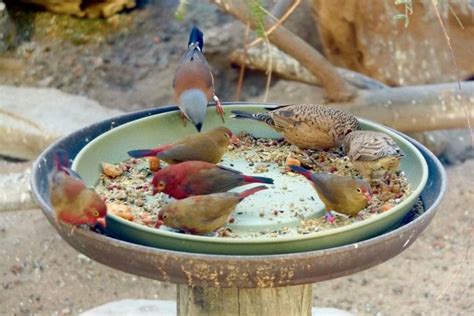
[231,104,360,149]
[343,130,405,181]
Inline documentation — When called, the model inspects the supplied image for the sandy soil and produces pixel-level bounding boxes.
[1,1,473,315]
[0,161,472,315]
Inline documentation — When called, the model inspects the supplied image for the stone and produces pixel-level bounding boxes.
[0,1,17,53]
[0,85,123,160]
[20,0,136,18]
[312,0,474,85]
[80,299,354,316]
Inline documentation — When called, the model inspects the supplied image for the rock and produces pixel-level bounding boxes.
[80,299,176,316]
[80,299,354,316]
[410,129,474,165]
[20,0,136,18]
[0,165,36,212]
[312,0,474,85]
[0,86,123,160]
[0,1,17,52]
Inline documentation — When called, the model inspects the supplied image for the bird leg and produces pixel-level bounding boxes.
[325,211,336,224]
[213,94,225,123]
[180,112,187,127]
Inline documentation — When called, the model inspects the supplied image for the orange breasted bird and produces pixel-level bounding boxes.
[48,150,107,227]
[155,185,268,234]
[289,165,371,224]
[173,26,224,131]
[343,130,405,181]
[151,160,274,199]
[127,126,237,164]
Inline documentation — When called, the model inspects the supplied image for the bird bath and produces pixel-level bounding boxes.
[31,103,446,315]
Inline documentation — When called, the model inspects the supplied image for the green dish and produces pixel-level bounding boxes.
[72,104,428,255]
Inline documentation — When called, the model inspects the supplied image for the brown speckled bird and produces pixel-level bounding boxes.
[231,104,360,149]
[127,126,236,164]
[173,26,224,132]
[289,165,371,223]
[343,131,405,181]
[155,185,268,234]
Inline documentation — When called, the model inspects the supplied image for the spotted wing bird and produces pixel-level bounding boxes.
[343,130,405,181]
[173,26,224,132]
[231,104,360,149]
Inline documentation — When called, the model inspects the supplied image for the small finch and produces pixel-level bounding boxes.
[151,161,274,199]
[289,165,371,224]
[49,150,107,227]
[127,126,237,164]
[156,185,268,234]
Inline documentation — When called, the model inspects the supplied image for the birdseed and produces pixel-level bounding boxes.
[93,132,412,237]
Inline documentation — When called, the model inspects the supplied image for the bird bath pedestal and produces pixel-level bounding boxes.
[31,105,446,315]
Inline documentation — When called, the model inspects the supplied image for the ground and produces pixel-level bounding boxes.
[0,1,473,315]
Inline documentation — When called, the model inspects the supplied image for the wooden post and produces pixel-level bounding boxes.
[177,284,312,316]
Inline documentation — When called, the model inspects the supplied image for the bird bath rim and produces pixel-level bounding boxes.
[68,103,428,254]
[30,103,445,287]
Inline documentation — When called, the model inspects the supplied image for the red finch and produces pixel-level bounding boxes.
[49,150,107,227]
[151,161,274,199]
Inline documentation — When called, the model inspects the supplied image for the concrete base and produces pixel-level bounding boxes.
[80,299,353,316]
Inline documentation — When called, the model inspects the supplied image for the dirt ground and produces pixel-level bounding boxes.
[1,1,473,315]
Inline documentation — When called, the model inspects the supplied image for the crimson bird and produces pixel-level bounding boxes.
[155,185,268,234]
[48,150,107,228]
[173,26,224,132]
[151,160,273,199]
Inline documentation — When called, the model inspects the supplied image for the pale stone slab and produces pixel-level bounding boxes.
[80,299,354,316]
[0,85,123,160]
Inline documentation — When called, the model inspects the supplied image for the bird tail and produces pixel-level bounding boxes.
[52,149,82,179]
[188,26,204,51]
[230,110,274,126]
[238,185,268,201]
[54,149,71,170]
[288,165,313,180]
[127,145,170,158]
[242,175,274,185]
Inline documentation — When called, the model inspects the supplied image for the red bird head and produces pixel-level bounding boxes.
[355,180,372,202]
[151,169,178,196]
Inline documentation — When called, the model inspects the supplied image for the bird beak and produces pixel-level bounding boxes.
[155,220,164,228]
[230,135,240,145]
[152,187,158,195]
[364,191,372,202]
[194,122,203,132]
[96,217,107,229]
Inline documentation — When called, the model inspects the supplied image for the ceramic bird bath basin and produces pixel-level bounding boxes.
[69,104,427,255]
[31,103,445,314]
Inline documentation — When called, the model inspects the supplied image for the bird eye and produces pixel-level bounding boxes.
[356,188,362,193]
[163,214,168,219]
[158,181,165,189]
[93,210,99,217]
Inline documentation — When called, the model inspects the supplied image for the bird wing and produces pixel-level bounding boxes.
[156,144,203,162]
[349,132,403,161]
[309,173,339,205]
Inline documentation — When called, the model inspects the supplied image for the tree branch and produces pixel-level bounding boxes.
[334,82,474,133]
[230,45,388,90]
[211,0,357,102]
